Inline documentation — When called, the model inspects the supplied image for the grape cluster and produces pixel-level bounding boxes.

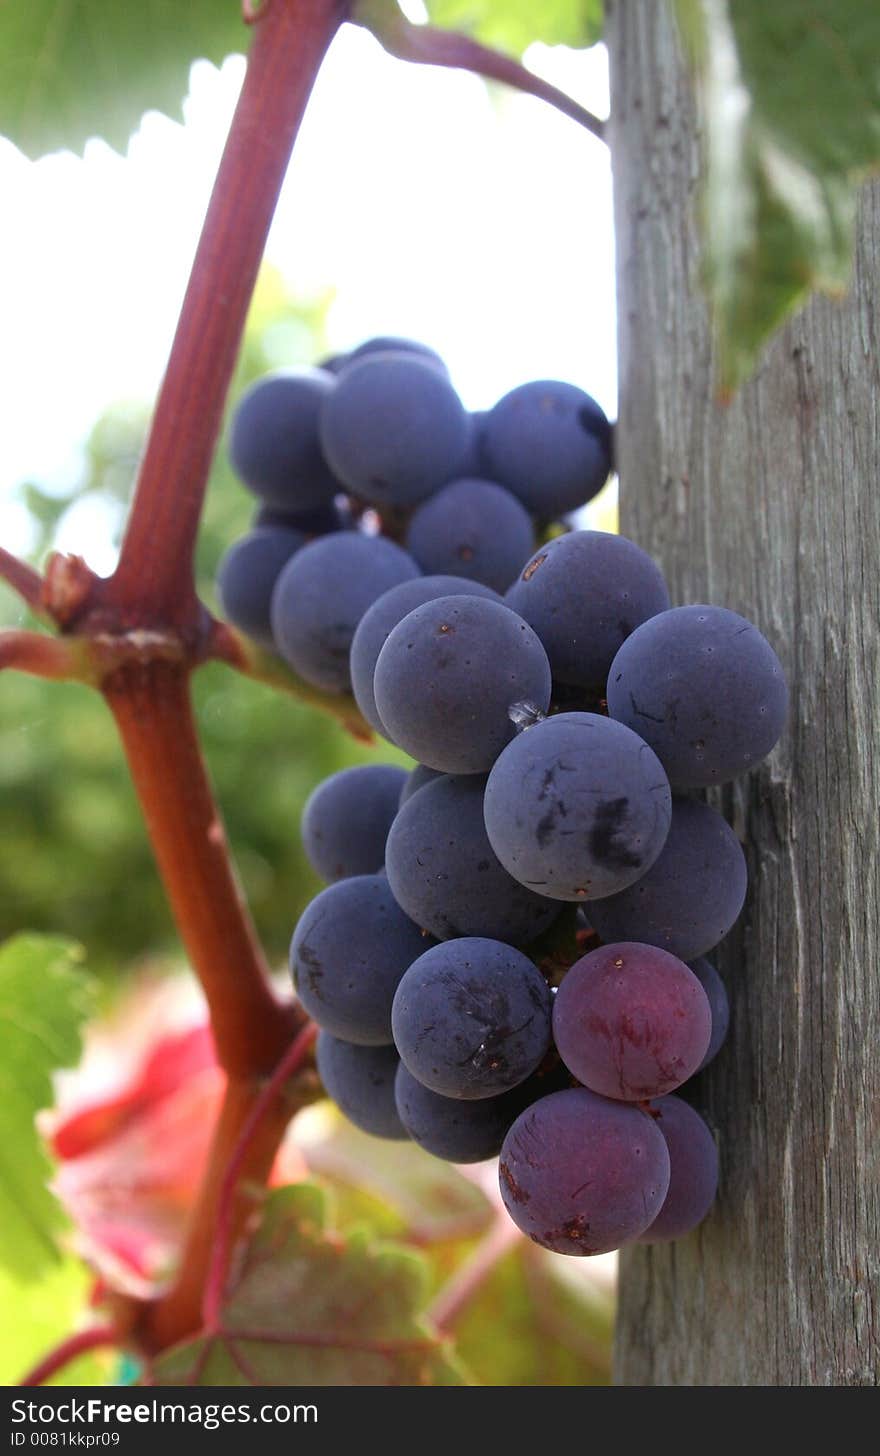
[219,337,788,1257]
[216,336,612,676]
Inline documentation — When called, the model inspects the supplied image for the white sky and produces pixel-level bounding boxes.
[0,23,615,567]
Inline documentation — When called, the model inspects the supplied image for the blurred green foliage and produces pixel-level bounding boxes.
[0,270,406,979]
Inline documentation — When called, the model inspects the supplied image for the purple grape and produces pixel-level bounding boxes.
[638,1096,718,1242]
[344,337,448,374]
[319,353,468,507]
[498,1088,670,1255]
[350,575,500,736]
[606,604,788,788]
[689,958,730,1071]
[270,532,420,693]
[373,595,552,774]
[552,942,712,1100]
[483,712,672,902]
[587,797,748,960]
[216,526,306,649]
[394,1064,519,1163]
[228,368,339,509]
[483,380,612,517]
[290,874,431,1045]
[316,1034,408,1140]
[253,500,349,535]
[505,530,670,690]
[406,479,535,593]
[301,764,408,882]
[385,773,559,945]
[391,937,552,1100]
[398,764,445,807]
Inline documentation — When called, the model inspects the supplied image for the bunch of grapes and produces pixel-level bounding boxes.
[218,337,788,1257]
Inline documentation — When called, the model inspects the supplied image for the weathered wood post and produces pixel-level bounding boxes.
[607,0,880,1386]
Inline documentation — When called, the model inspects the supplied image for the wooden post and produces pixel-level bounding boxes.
[608,0,880,1386]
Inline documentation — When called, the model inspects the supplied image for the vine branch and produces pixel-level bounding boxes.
[358,6,607,141]
[203,1021,318,1331]
[104,0,347,628]
[0,546,45,615]
[17,1326,120,1388]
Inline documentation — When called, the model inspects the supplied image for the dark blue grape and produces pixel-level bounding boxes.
[270,532,420,693]
[499,1088,670,1255]
[455,411,490,478]
[398,764,445,807]
[587,797,747,960]
[319,353,468,507]
[505,531,670,690]
[216,526,306,649]
[606,604,788,788]
[406,479,535,593]
[689,958,730,1071]
[301,764,408,883]
[638,1095,718,1242]
[316,1033,407,1140]
[385,774,559,945]
[373,595,552,774]
[394,1064,517,1163]
[391,937,552,1100]
[483,381,612,517]
[317,352,350,375]
[228,368,339,509]
[253,500,349,535]
[483,712,672,902]
[290,874,431,1045]
[345,337,448,373]
[551,942,711,1100]
[350,576,500,735]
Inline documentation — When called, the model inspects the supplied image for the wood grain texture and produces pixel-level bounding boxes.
[607,0,880,1386]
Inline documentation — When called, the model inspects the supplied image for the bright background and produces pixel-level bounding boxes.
[0,24,614,566]
[0,18,620,1388]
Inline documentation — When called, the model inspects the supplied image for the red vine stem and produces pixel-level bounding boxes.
[203,1021,318,1331]
[104,661,297,1077]
[104,0,347,628]
[17,1325,119,1387]
[0,546,45,613]
[0,629,88,680]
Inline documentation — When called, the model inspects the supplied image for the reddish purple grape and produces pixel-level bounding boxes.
[638,1095,718,1242]
[689,958,730,1071]
[552,942,711,1100]
[498,1088,670,1255]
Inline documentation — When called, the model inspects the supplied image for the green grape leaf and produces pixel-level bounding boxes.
[673,0,880,392]
[423,1,603,53]
[0,2,248,160]
[0,934,93,1281]
[153,1184,466,1386]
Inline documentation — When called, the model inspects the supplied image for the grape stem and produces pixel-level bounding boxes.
[357,5,607,142]
[0,546,46,614]
[202,1021,318,1332]
[17,1326,120,1388]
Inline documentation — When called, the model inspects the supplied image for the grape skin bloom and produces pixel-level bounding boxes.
[551,942,712,1100]
[316,1033,407,1141]
[374,595,552,774]
[290,874,431,1045]
[483,712,672,901]
[606,604,788,788]
[587,796,748,961]
[391,937,552,1100]
[499,1088,671,1255]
